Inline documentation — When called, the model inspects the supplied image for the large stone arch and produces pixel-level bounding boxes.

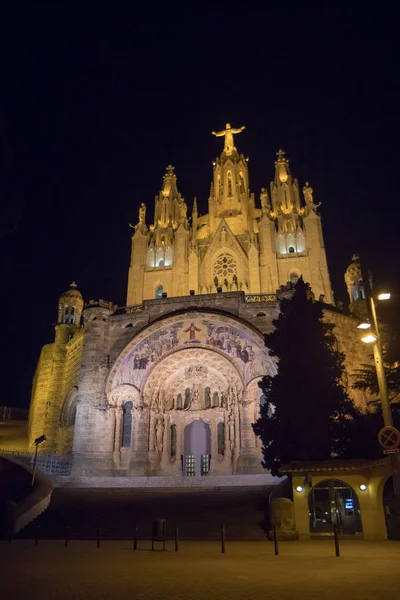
[106,309,276,396]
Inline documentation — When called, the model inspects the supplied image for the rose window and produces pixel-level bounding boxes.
[213,254,237,280]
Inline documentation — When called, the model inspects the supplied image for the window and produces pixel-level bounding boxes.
[227,171,233,196]
[121,401,133,447]
[288,246,295,254]
[213,253,237,282]
[158,259,164,267]
[155,285,164,298]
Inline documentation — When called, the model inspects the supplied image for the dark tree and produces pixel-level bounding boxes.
[253,277,359,475]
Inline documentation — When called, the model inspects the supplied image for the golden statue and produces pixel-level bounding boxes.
[139,202,146,224]
[212,123,245,155]
[303,182,314,204]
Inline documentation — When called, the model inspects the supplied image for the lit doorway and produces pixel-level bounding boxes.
[184,420,211,476]
[309,479,362,536]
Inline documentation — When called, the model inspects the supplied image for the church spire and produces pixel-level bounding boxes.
[154,164,187,229]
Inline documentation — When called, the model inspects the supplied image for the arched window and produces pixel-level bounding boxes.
[155,285,164,298]
[60,388,78,427]
[158,259,164,267]
[170,424,177,458]
[227,171,233,196]
[217,422,225,455]
[290,272,299,285]
[239,172,245,194]
[176,393,183,410]
[288,246,295,254]
[121,401,133,447]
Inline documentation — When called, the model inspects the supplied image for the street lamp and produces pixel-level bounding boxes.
[31,434,46,486]
[357,276,400,512]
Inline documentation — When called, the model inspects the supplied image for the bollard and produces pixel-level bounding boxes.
[333,524,340,557]
[65,527,70,547]
[35,527,40,546]
[175,526,179,552]
[221,525,225,554]
[273,524,279,556]
[133,527,138,551]
[96,527,101,549]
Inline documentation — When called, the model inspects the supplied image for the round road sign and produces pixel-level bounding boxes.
[378,426,400,450]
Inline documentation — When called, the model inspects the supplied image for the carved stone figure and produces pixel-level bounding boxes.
[139,203,146,224]
[260,188,269,213]
[191,388,202,410]
[303,182,313,204]
[212,123,246,155]
[178,198,187,221]
[155,417,164,452]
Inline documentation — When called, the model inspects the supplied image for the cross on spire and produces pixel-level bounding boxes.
[70,281,77,288]
[166,164,175,175]
[276,149,286,160]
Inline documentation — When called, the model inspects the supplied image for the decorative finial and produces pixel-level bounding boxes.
[70,281,77,288]
[193,197,198,213]
[352,253,359,262]
[276,149,286,161]
[165,164,175,175]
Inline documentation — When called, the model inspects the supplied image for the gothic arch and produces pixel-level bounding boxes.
[105,310,275,396]
[60,386,78,427]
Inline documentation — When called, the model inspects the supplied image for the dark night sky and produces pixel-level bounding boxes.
[1,4,399,407]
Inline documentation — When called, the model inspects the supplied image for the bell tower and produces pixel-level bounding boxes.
[210,123,250,236]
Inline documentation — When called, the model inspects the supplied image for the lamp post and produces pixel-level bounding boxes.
[31,435,46,486]
[357,269,400,511]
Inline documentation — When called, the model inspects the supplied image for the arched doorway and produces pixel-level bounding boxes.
[309,479,362,536]
[184,420,211,476]
[383,476,400,540]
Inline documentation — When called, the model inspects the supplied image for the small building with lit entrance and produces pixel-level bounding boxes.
[281,458,398,541]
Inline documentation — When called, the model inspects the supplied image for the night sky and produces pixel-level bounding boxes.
[1,4,399,407]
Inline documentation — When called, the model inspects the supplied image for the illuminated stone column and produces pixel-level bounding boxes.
[130,404,150,476]
[113,404,123,467]
[236,393,262,474]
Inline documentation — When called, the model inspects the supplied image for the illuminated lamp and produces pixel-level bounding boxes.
[361,333,377,344]
[359,484,367,491]
[295,486,303,493]
[378,293,391,300]
[357,322,371,330]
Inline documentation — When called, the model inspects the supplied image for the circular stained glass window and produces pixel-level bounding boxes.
[213,253,237,279]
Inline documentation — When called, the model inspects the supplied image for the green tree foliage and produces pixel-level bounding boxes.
[253,277,359,475]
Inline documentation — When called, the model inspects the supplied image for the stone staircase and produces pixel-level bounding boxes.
[18,485,275,540]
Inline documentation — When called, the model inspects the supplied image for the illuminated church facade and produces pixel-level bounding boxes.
[28,125,367,479]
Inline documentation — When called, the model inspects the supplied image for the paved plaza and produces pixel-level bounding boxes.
[1,540,400,599]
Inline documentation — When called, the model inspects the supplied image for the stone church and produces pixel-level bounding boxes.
[28,125,367,479]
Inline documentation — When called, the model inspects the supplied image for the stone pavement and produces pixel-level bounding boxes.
[1,540,400,600]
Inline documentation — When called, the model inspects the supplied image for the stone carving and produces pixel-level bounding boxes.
[260,188,270,213]
[212,123,245,155]
[178,198,187,221]
[139,203,146,224]
[155,416,164,452]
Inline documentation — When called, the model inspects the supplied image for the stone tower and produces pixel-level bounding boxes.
[126,127,333,305]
